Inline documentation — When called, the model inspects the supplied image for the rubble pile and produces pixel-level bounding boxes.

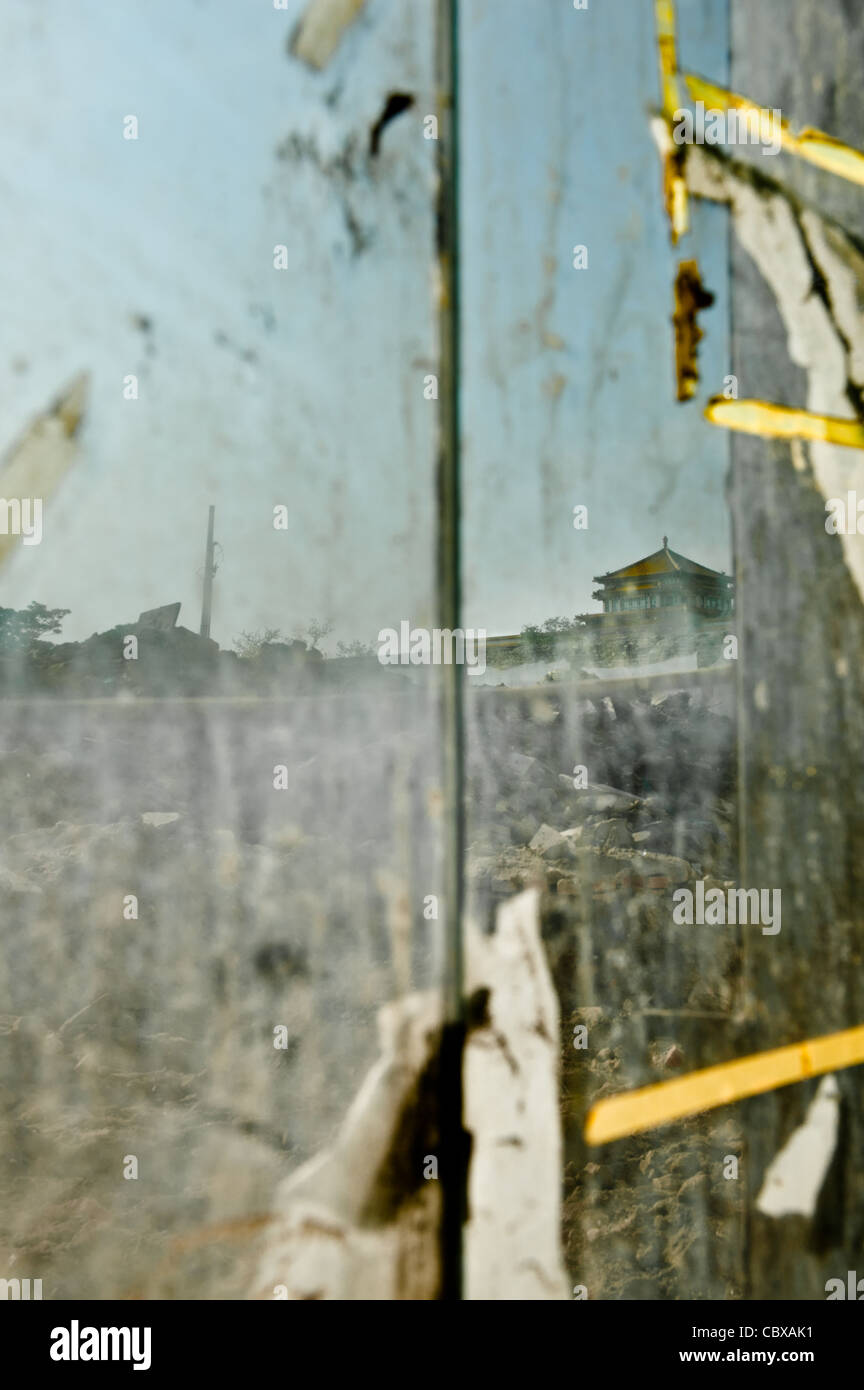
[0,808,422,1297]
[0,604,394,698]
[0,695,438,1298]
[15,622,220,697]
[0,673,743,1298]
[467,686,736,927]
[467,680,744,1298]
[490,617,734,674]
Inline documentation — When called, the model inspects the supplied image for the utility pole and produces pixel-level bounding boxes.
[199,505,216,639]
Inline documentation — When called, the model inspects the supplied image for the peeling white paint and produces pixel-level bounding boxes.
[251,888,569,1300]
[464,890,570,1300]
[651,119,864,606]
[291,0,367,71]
[756,1074,839,1218]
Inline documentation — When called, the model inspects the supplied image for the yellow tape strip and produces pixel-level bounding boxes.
[655,0,681,121]
[705,398,864,450]
[654,1,689,243]
[586,1023,864,1146]
[684,73,864,189]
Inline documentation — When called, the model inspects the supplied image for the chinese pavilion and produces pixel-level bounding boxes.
[591,538,734,618]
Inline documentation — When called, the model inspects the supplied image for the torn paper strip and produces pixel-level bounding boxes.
[756,1074,840,1219]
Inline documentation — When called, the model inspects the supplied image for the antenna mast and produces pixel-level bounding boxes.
[200,505,217,639]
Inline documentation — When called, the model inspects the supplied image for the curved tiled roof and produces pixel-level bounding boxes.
[595,542,728,583]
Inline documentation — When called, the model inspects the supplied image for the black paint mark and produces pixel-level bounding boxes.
[369,92,415,157]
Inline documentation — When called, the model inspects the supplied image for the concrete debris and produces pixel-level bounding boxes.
[34,621,219,697]
[529,823,569,858]
[0,620,388,697]
[137,603,181,630]
[583,817,633,851]
[555,781,641,815]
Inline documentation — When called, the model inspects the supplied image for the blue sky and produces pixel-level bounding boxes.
[0,0,730,646]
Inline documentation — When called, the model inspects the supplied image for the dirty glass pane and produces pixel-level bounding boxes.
[5,0,863,1318]
[461,0,738,1300]
[0,1,447,1300]
[463,0,864,1312]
